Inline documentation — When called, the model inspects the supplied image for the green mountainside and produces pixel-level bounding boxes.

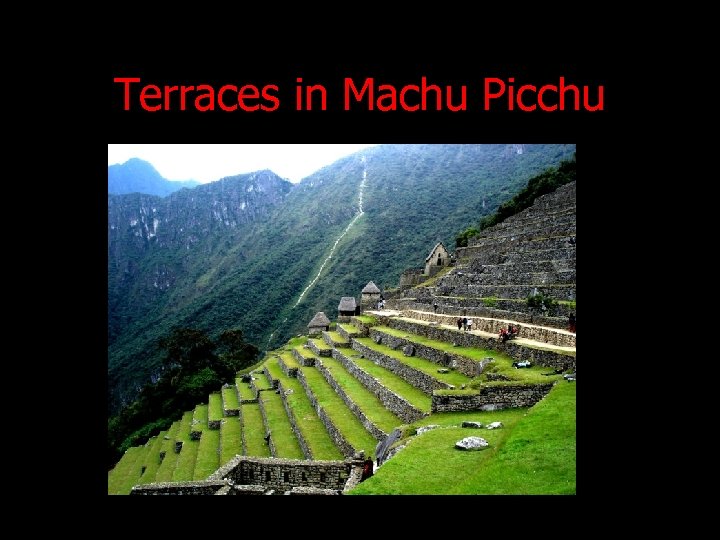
[108,157,199,196]
[108,144,575,413]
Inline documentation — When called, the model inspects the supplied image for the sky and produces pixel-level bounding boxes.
[107,144,378,184]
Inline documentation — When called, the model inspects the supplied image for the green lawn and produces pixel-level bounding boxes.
[136,430,167,485]
[354,315,377,324]
[220,416,243,463]
[193,428,220,480]
[153,420,182,482]
[349,381,575,494]
[300,366,378,457]
[251,372,272,391]
[192,404,208,433]
[337,323,360,336]
[208,393,223,423]
[241,403,271,457]
[279,351,299,369]
[259,391,304,459]
[294,345,315,359]
[264,357,342,460]
[309,338,332,351]
[348,355,432,412]
[354,337,472,387]
[172,411,199,481]
[236,378,256,401]
[320,357,403,434]
[222,386,240,410]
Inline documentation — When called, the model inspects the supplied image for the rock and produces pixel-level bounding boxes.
[455,436,489,450]
[462,421,483,428]
[565,377,576,382]
[402,344,415,357]
[487,421,504,430]
[374,335,382,344]
[448,385,456,390]
[437,368,449,373]
[416,424,440,435]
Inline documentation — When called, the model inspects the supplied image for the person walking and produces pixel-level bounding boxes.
[462,317,467,331]
[467,318,473,332]
[457,317,463,331]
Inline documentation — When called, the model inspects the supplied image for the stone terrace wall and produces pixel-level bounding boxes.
[130,480,229,495]
[296,368,357,457]
[431,382,554,413]
[386,317,575,372]
[307,340,332,357]
[336,324,361,341]
[315,358,387,441]
[402,310,575,348]
[292,347,316,367]
[277,355,298,378]
[349,316,374,336]
[332,349,425,423]
[351,339,453,394]
[215,456,354,493]
[368,327,482,378]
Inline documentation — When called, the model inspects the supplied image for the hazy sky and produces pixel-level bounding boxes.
[107,144,378,184]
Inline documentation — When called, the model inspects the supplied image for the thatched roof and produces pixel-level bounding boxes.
[338,297,357,311]
[361,281,381,294]
[307,312,331,328]
[425,242,448,262]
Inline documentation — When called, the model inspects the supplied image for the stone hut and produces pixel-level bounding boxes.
[424,242,450,277]
[307,312,331,335]
[338,297,359,322]
[360,281,381,311]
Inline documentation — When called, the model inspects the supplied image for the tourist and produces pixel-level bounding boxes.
[467,318,473,332]
[457,317,462,331]
[361,457,374,481]
[568,313,576,333]
[462,317,467,331]
[433,302,438,313]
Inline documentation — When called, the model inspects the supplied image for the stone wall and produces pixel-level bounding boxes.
[307,340,332,357]
[236,379,258,404]
[431,382,554,413]
[336,324,361,341]
[130,480,229,495]
[322,330,351,348]
[296,368,357,457]
[400,268,425,290]
[277,355,298,378]
[222,384,240,416]
[276,380,312,460]
[350,339,453,395]
[386,317,575,372]
[400,310,575,348]
[349,316,374,336]
[292,347,316,367]
[214,456,355,493]
[315,358,387,441]
[332,349,425,423]
[368,327,482,378]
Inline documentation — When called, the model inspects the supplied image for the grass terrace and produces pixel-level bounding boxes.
[309,337,332,351]
[171,411,199,482]
[222,386,240,410]
[236,377,256,401]
[325,331,349,345]
[354,315,377,325]
[321,357,403,434]
[208,393,223,424]
[293,345,316,360]
[136,430,167,485]
[153,420,182,482]
[279,351,299,369]
[108,445,149,495]
[354,337,472,387]
[259,391,304,459]
[251,371,272,391]
[348,354,432,412]
[337,323,361,335]
[220,417,243,463]
[193,427,220,480]
[192,404,208,433]
[300,366,379,456]
[241,403,271,457]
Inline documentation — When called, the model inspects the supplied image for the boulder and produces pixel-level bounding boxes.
[462,421,483,428]
[487,421,504,430]
[437,368,449,374]
[402,344,415,357]
[416,424,440,435]
[455,436,489,451]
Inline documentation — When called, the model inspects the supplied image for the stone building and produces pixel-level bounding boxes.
[360,281,381,311]
[307,312,331,335]
[338,297,359,322]
[424,242,450,276]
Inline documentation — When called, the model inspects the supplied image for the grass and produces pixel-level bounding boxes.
[222,386,240,410]
[193,428,220,480]
[153,420,182,482]
[236,377,256,401]
[108,445,150,495]
[353,337,472,387]
[208,393,223,423]
[309,338,332,351]
[251,372,272,391]
[192,404,208,433]
[294,345,315,359]
[220,417,244,463]
[241,403,271,457]
[135,431,167,486]
[324,331,349,345]
[172,411,199,481]
[416,265,452,287]
[264,357,343,460]
[259,391,305,459]
[337,323,360,335]
[286,336,309,348]
[300,366,379,456]
[355,315,377,324]
[347,355,432,412]
[349,381,575,494]
[279,351,299,369]
[320,357,403,434]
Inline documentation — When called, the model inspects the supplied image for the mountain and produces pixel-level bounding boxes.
[108,158,200,196]
[107,144,576,413]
